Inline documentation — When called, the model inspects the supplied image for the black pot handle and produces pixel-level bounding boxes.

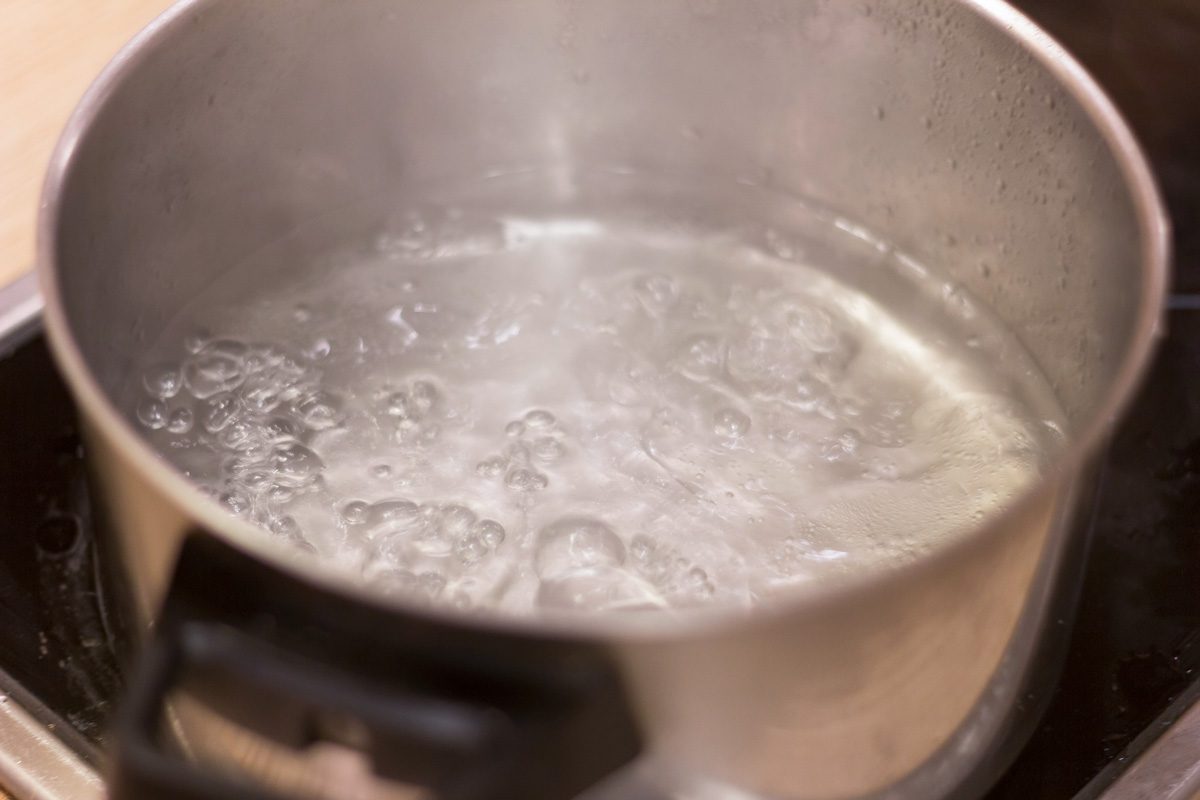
[109,533,642,800]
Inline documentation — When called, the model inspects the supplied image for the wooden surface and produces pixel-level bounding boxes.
[0,0,172,287]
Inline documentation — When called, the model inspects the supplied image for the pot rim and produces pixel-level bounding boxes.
[35,0,1170,643]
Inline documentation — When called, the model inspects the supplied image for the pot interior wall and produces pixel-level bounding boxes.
[52,0,1148,462]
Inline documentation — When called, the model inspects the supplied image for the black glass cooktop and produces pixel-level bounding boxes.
[988,1,1200,791]
[1,1,1198,797]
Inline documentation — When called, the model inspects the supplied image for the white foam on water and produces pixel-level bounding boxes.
[127,211,1064,617]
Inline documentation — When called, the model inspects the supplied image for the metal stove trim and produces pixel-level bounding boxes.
[0,274,42,353]
[1082,682,1200,800]
[0,671,102,800]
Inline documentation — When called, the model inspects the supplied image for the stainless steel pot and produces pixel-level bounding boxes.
[36,1,1168,798]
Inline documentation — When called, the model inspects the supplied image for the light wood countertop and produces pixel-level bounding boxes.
[1,0,172,288]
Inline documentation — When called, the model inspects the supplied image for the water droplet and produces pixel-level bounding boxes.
[371,464,393,478]
[505,420,526,437]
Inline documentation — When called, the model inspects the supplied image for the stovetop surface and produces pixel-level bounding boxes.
[988,1,1200,791]
[1,1,1199,797]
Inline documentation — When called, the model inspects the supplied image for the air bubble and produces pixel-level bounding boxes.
[713,408,751,438]
[340,501,370,524]
[143,365,182,399]
[271,443,324,486]
[184,351,245,399]
[532,437,565,463]
[167,407,194,434]
[137,400,168,430]
[203,394,238,433]
[267,484,295,504]
[476,456,508,478]
[505,468,548,492]
[630,536,654,562]
[633,274,680,316]
[523,409,556,429]
[687,567,716,598]
[821,429,862,462]
[440,504,477,536]
[474,520,506,547]
[305,338,332,360]
[219,491,251,516]
[410,381,439,415]
[129,204,1058,617]
[677,335,723,380]
[455,533,490,565]
[385,392,416,421]
[295,391,343,431]
[183,332,210,354]
[535,516,626,580]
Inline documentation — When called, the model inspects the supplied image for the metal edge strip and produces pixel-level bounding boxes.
[0,274,43,351]
[1086,681,1200,800]
[0,671,103,800]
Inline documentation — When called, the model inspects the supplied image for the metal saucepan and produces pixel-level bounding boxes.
[36,1,1168,798]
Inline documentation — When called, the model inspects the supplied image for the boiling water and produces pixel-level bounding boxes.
[128,209,1062,616]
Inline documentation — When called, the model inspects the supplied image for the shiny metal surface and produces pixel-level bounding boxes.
[36,1,1168,797]
[0,677,103,800]
[0,273,42,351]
[1093,689,1200,800]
